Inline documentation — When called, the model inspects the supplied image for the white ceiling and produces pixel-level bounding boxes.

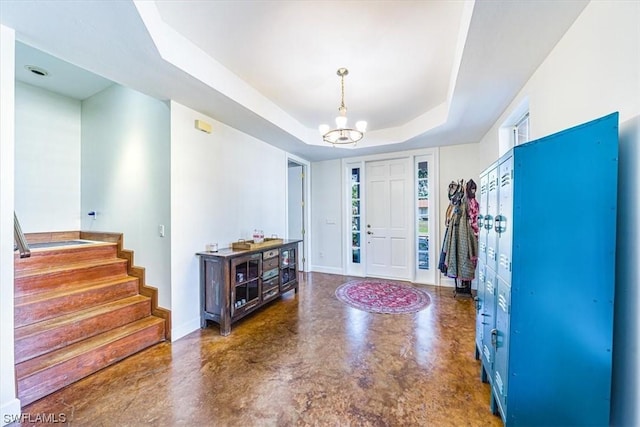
[1,0,588,161]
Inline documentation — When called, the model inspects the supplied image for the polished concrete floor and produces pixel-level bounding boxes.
[20,272,502,426]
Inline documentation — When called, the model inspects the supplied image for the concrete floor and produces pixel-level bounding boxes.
[20,272,502,426]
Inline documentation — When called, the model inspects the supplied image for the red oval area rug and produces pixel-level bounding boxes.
[335,279,431,314]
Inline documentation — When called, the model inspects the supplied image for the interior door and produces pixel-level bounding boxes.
[365,158,411,280]
[287,162,304,271]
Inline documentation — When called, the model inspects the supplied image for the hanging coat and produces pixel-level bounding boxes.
[442,196,478,281]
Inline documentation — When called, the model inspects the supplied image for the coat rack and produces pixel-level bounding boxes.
[438,179,479,297]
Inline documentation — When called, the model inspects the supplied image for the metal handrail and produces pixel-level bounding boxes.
[14,212,31,258]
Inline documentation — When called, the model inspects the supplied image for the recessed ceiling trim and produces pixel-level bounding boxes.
[133,0,310,143]
[134,0,471,150]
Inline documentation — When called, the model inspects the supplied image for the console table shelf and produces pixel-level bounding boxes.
[197,239,301,335]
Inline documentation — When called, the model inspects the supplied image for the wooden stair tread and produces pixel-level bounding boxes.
[14,242,117,273]
[16,240,112,254]
[15,276,138,306]
[15,257,128,279]
[16,316,165,380]
[15,295,150,340]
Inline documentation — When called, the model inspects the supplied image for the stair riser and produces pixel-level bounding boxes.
[17,321,165,406]
[15,299,152,364]
[14,245,118,274]
[15,280,139,328]
[15,261,128,297]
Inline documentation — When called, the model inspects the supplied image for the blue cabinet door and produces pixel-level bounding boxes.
[478,173,489,264]
[492,277,511,422]
[485,167,499,272]
[474,264,486,358]
[481,266,497,379]
[497,156,513,284]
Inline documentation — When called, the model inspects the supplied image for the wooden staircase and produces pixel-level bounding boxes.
[14,231,170,406]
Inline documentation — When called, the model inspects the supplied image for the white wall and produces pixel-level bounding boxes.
[15,82,81,232]
[477,2,639,425]
[0,24,20,426]
[170,101,288,340]
[309,159,343,274]
[479,2,640,166]
[81,84,172,309]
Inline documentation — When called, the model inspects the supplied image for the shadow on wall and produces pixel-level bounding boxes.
[611,114,639,427]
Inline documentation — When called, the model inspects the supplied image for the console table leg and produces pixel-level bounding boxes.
[220,310,231,336]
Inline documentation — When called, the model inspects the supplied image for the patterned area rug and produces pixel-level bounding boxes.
[335,279,431,314]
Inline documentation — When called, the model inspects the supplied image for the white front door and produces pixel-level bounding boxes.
[365,158,412,280]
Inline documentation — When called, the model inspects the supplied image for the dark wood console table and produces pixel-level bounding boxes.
[197,240,301,335]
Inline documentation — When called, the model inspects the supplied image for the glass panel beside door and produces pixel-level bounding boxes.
[345,162,365,277]
[415,155,436,284]
[351,167,361,264]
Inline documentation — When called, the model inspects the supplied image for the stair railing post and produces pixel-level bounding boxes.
[14,212,30,258]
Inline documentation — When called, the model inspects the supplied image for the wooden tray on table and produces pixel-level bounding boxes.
[231,238,283,251]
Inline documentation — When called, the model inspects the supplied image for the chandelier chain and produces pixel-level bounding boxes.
[339,73,346,115]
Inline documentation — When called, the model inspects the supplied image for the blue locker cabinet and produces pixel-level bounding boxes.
[475,113,618,426]
[476,164,500,383]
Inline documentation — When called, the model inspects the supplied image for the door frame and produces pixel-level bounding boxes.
[285,154,310,272]
[341,147,440,284]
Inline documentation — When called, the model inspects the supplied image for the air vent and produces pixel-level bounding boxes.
[25,65,49,77]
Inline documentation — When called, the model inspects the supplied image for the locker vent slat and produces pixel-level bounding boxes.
[500,172,511,187]
[498,294,508,313]
[499,254,510,270]
[495,371,504,396]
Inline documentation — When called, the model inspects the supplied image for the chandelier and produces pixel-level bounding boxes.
[319,68,367,146]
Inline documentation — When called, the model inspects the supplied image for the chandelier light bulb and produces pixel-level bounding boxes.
[335,116,348,129]
[355,121,367,133]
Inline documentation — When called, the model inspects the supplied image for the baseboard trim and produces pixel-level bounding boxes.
[171,317,201,342]
[309,265,344,275]
[1,397,21,426]
[439,277,456,288]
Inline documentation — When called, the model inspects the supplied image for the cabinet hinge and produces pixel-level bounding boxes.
[301,229,305,235]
